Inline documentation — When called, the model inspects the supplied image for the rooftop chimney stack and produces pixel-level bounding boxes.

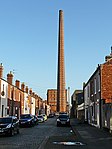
[26,86,28,93]
[7,71,13,85]
[29,88,32,95]
[21,83,25,91]
[15,80,20,88]
[0,63,3,78]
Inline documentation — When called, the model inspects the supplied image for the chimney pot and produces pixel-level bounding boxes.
[7,72,13,84]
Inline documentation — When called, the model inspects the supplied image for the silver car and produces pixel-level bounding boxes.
[37,115,44,123]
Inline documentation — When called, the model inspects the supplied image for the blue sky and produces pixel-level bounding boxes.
[0,0,112,100]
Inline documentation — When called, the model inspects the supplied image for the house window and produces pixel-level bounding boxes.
[1,84,5,96]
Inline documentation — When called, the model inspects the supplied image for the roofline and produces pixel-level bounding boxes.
[83,65,101,88]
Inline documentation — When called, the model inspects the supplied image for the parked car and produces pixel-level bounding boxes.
[41,114,47,121]
[0,116,19,136]
[55,112,59,116]
[33,115,38,125]
[57,114,70,127]
[59,112,68,115]
[48,113,55,118]
[19,114,35,127]
[37,115,44,123]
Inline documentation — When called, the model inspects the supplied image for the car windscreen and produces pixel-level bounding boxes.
[0,118,12,123]
[59,115,69,119]
[20,115,31,119]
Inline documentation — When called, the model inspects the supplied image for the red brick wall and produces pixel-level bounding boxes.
[47,89,57,112]
[101,59,112,103]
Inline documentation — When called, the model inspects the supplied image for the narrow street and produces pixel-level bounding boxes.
[41,118,112,149]
[0,117,73,149]
[0,117,112,149]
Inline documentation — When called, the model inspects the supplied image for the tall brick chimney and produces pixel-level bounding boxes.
[57,10,66,112]
[0,63,3,78]
[7,71,13,85]
[21,83,25,92]
[15,80,20,88]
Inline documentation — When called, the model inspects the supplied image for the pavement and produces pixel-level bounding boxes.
[70,118,112,149]
[41,118,112,149]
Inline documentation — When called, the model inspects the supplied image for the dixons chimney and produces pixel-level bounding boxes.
[7,71,13,85]
[57,10,66,112]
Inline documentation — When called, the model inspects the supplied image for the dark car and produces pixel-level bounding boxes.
[0,116,19,136]
[19,114,35,127]
[57,114,70,127]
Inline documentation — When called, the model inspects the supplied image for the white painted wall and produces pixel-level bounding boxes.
[96,99,100,128]
[31,97,35,115]
[84,83,90,122]
[24,93,30,114]
[0,79,8,117]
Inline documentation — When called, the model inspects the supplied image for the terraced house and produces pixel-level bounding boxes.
[0,63,45,118]
[84,48,112,133]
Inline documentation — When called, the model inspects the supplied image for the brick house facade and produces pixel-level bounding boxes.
[84,49,112,132]
[47,89,57,113]
[47,89,68,114]
[0,64,45,118]
[101,58,112,131]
